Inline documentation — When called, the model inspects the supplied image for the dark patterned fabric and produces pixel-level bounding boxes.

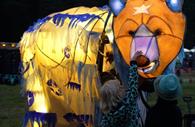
[100,61,139,127]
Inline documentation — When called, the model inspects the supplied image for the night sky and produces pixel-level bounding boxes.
[0,0,194,48]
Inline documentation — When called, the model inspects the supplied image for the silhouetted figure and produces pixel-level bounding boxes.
[145,74,182,127]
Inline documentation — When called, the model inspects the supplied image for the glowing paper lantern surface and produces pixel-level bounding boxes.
[113,0,185,78]
[20,0,185,126]
[20,7,114,127]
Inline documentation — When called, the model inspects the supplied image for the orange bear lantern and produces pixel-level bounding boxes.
[111,0,185,78]
[113,0,185,78]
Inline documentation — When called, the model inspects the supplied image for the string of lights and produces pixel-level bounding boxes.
[0,42,19,49]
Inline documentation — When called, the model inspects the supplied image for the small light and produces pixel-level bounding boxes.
[2,44,6,47]
[166,0,183,12]
[11,44,15,47]
[109,0,125,16]
[171,0,177,4]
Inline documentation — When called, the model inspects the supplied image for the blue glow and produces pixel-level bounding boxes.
[109,0,125,16]
[166,0,183,12]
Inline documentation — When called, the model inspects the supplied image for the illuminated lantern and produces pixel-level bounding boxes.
[20,0,185,126]
[113,0,185,79]
[20,7,114,127]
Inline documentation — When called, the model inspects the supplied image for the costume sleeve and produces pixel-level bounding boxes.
[100,115,111,127]
[127,61,138,90]
[125,60,139,106]
[125,60,139,126]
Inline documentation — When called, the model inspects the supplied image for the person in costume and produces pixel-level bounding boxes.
[100,51,142,127]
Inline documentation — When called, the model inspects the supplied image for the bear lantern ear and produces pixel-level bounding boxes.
[166,0,184,12]
[109,0,126,16]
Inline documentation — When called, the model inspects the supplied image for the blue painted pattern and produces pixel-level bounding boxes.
[63,113,92,126]
[47,79,63,96]
[27,91,34,107]
[66,82,81,91]
[47,79,58,87]
[52,13,101,28]
[64,47,71,59]
[26,13,101,32]
[22,111,57,127]
[27,16,51,32]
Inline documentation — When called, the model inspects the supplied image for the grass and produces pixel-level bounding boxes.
[0,71,194,126]
[179,82,195,114]
[0,85,26,127]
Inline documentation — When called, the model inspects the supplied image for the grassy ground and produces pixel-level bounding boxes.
[179,70,195,114]
[0,85,26,127]
[0,71,194,126]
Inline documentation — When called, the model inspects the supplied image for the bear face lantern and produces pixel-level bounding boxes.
[110,0,185,78]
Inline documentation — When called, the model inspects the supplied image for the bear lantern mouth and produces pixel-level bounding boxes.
[137,60,159,73]
[131,24,160,74]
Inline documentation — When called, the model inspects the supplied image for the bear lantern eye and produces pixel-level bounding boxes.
[166,0,184,12]
[109,0,126,16]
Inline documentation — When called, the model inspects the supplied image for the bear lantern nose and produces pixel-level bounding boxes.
[130,24,159,66]
[136,55,150,67]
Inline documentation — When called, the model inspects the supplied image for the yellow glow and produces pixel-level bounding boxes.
[19,6,113,126]
[32,93,48,113]
[28,77,49,113]
[11,43,15,47]
[33,121,40,127]
[2,44,6,47]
